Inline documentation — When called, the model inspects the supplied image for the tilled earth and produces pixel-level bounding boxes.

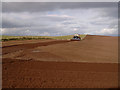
[2,35,118,88]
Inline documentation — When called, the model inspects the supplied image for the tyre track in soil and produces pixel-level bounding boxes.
[2,40,71,55]
[2,35,88,55]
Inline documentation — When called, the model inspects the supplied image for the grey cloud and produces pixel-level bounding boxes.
[2,12,74,28]
[2,17,31,28]
[96,7,118,18]
[2,2,118,36]
[2,2,117,13]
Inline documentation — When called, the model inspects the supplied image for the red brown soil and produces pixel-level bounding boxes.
[2,35,118,88]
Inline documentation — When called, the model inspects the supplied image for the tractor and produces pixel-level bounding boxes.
[71,34,81,41]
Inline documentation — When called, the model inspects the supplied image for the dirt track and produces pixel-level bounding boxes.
[2,35,118,88]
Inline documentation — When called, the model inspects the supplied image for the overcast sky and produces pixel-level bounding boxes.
[2,2,118,36]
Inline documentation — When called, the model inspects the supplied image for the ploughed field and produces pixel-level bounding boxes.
[2,35,118,88]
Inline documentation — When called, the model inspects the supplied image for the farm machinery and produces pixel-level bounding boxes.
[71,34,81,41]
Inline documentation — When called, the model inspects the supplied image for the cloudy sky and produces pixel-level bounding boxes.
[2,2,118,36]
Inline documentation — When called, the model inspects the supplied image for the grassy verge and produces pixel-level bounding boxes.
[1,36,52,41]
[51,35,86,40]
[1,35,86,41]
